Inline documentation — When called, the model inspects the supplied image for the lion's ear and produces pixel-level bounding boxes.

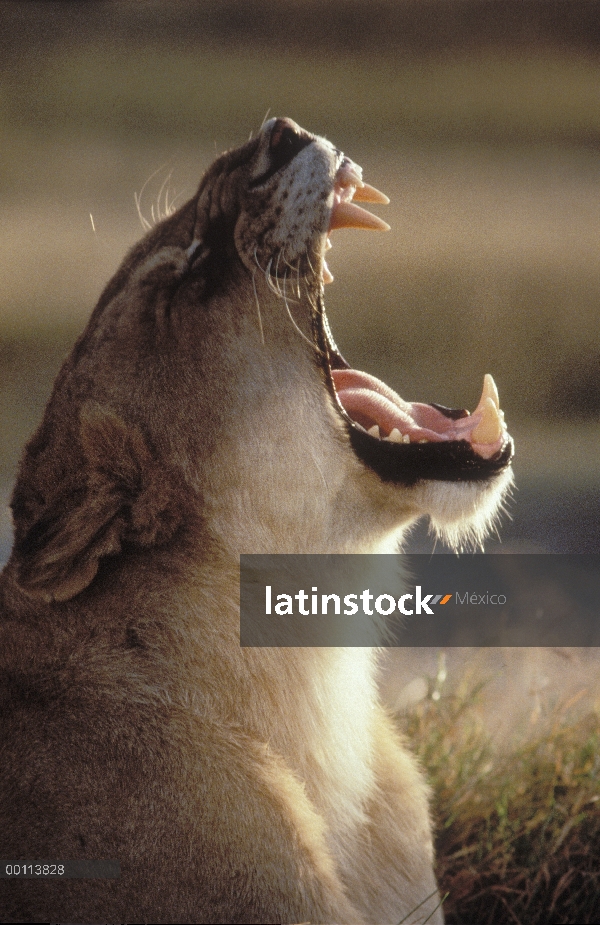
[15,403,183,603]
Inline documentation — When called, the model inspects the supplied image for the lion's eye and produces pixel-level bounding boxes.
[250,119,312,188]
[269,125,308,172]
[269,123,296,154]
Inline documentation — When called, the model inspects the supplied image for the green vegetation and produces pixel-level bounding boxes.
[402,669,600,924]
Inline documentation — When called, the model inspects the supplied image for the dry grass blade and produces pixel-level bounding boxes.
[399,673,600,924]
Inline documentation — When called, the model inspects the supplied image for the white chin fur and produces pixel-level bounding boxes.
[416,466,514,551]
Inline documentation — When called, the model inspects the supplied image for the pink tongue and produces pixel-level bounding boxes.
[331,369,472,443]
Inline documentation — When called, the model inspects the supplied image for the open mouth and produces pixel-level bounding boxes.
[319,159,513,485]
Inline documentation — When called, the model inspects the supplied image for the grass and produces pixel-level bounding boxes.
[401,662,600,924]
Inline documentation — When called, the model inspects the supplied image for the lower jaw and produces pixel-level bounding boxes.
[318,330,513,485]
[346,422,513,486]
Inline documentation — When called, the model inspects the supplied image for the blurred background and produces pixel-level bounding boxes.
[1,0,600,562]
[3,9,599,910]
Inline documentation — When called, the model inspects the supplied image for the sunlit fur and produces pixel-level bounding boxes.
[0,119,512,924]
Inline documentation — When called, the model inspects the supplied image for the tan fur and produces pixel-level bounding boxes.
[0,119,511,924]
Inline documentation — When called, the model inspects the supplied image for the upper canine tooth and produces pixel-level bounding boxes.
[352,183,390,205]
[339,163,364,187]
[472,397,502,444]
[329,201,391,232]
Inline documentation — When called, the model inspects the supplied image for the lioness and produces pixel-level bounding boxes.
[0,118,512,924]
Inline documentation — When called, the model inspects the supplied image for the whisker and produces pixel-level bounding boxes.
[282,276,323,355]
[268,258,284,298]
[303,279,320,316]
[253,247,323,356]
[273,249,284,298]
[281,253,304,301]
[310,448,329,493]
[282,268,292,309]
[251,269,265,346]
[281,267,300,305]
[134,191,153,232]
[264,258,281,297]
[134,163,170,231]
[280,249,306,302]
[305,251,316,278]
[156,170,174,221]
[166,189,186,214]
[254,249,280,300]
[295,261,302,299]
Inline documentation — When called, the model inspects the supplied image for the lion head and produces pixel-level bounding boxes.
[8,117,513,603]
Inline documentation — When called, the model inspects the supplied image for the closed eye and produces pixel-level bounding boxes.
[249,120,312,188]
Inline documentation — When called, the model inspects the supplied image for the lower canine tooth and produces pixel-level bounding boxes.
[386,428,404,443]
[472,397,502,443]
[368,424,381,438]
[474,373,500,415]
